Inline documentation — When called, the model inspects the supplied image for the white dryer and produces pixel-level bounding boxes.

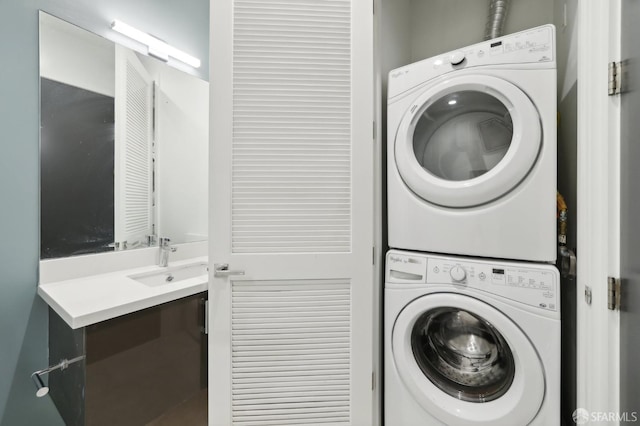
[387,25,557,262]
[384,250,560,425]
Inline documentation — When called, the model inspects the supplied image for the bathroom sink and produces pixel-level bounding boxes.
[129,262,209,287]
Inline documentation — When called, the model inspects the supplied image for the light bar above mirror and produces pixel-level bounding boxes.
[111,19,201,68]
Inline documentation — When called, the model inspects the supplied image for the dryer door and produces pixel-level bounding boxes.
[391,293,545,426]
[394,74,541,208]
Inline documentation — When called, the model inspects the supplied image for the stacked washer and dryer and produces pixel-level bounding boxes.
[385,25,560,425]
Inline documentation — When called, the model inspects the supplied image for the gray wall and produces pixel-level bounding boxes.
[0,1,208,424]
[410,0,555,63]
[553,0,578,424]
[555,0,578,252]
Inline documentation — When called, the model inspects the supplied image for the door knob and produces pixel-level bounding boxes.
[213,263,245,277]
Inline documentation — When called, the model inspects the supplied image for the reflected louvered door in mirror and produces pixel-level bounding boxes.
[209,0,374,424]
[114,45,154,250]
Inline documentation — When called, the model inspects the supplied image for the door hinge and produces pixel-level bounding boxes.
[607,277,621,310]
[372,246,376,265]
[372,371,375,390]
[373,121,376,139]
[608,61,623,95]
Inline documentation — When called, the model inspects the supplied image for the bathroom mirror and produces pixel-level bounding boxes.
[39,12,208,259]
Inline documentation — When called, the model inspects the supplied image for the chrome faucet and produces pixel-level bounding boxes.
[159,237,177,267]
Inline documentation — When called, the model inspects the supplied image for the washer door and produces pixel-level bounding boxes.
[394,74,542,208]
[392,293,545,425]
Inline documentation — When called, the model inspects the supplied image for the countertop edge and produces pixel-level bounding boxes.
[39,280,208,329]
[37,257,208,329]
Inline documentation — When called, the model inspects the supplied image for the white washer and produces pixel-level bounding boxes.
[387,25,557,262]
[384,249,560,425]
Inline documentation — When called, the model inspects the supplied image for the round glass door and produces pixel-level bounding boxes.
[394,74,542,208]
[413,91,513,182]
[411,307,515,403]
[391,293,545,425]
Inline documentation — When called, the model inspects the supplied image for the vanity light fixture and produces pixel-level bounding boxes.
[110,20,201,68]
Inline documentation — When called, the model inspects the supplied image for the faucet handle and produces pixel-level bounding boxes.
[147,235,157,247]
[159,237,171,247]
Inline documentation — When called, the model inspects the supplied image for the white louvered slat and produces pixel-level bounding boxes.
[232,0,352,254]
[231,279,351,425]
[123,60,152,235]
[212,0,373,423]
[114,45,153,249]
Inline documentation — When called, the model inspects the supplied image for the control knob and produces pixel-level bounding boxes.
[449,51,466,65]
[450,265,467,282]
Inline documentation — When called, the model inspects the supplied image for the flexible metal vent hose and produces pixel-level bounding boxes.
[484,0,511,40]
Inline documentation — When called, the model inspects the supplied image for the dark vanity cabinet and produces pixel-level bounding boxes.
[48,293,208,426]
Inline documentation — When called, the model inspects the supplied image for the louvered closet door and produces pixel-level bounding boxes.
[209,0,374,425]
[114,45,154,249]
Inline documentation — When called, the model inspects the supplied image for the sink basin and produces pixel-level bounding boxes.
[129,262,209,287]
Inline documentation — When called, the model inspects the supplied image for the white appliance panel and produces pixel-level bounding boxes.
[384,249,560,425]
[387,24,557,262]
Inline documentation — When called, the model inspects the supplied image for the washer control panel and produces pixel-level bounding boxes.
[426,258,558,312]
[386,251,559,312]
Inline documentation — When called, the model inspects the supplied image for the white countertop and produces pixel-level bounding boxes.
[38,256,208,329]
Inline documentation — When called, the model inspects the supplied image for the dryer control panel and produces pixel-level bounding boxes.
[388,24,556,100]
[386,250,559,312]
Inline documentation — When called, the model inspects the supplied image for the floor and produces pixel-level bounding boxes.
[147,389,208,426]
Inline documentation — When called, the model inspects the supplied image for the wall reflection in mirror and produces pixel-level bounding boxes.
[39,12,208,259]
